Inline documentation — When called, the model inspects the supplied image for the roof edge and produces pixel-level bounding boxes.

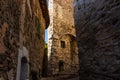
[39,0,50,29]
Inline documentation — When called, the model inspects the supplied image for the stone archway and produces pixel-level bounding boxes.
[48,34,79,74]
[69,36,78,68]
[20,57,28,80]
[58,34,79,72]
[16,46,29,80]
[20,56,28,80]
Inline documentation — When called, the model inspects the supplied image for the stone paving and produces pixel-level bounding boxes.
[41,74,79,80]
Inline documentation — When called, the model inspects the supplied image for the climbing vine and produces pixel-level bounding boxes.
[36,17,41,38]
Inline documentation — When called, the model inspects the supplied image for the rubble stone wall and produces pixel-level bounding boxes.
[74,0,120,79]
[48,0,79,75]
[0,0,49,80]
[0,0,20,79]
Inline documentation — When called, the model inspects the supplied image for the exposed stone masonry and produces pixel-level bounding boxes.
[0,0,49,80]
[74,0,120,80]
[0,0,20,79]
[48,0,79,75]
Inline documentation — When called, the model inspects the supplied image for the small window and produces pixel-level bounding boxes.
[61,41,65,48]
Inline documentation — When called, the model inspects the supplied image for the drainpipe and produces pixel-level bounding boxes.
[16,0,26,80]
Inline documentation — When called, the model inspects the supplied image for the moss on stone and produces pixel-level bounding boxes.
[36,17,41,38]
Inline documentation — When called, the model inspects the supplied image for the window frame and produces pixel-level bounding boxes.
[61,41,66,48]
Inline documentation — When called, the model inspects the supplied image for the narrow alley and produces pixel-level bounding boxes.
[0,0,120,80]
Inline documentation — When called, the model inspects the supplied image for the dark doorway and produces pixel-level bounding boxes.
[31,70,38,80]
[20,56,28,80]
[58,60,64,72]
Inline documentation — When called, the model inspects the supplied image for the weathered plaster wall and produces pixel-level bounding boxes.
[74,0,120,79]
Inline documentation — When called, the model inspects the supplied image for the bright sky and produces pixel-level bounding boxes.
[45,29,48,43]
[45,0,49,43]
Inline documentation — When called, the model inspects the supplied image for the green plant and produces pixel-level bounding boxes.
[45,43,48,49]
[36,17,41,35]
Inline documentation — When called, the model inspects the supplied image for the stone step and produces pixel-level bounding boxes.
[41,73,79,80]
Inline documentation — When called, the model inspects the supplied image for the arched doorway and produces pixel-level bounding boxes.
[20,56,28,80]
[69,35,78,63]
[58,34,79,72]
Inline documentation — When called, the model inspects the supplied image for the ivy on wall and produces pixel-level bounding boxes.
[36,17,41,39]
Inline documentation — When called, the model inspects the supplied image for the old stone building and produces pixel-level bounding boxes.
[48,0,79,75]
[0,0,49,80]
[74,0,120,80]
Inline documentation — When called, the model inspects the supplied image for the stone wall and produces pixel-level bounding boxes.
[23,0,46,79]
[48,0,79,75]
[0,0,20,79]
[0,0,49,80]
[74,0,120,80]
